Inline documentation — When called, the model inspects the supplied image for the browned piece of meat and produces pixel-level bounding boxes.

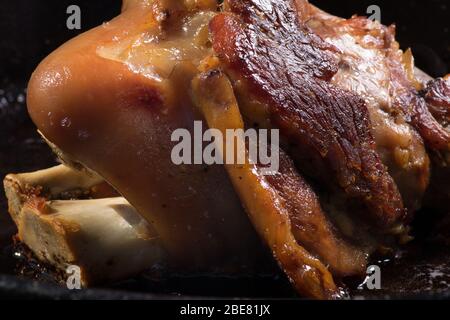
[303,3,449,222]
[26,0,269,273]
[303,2,450,243]
[192,69,360,299]
[301,2,450,156]
[424,76,450,132]
[210,0,405,228]
[421,76,450,215]
[301,3,432,213]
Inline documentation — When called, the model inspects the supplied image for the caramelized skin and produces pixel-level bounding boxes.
[265,152,368,277]
[422,76,450,213]
[304,1,450,224]
[424,77,450,128]
[210,0,405,228]
[304,5,430,213]
[192,69,341,299]
[386,48,450,153]
[304,1,449,154]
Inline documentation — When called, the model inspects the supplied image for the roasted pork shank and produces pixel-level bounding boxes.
[11,0,448,298]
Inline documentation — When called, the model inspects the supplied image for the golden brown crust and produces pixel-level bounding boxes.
[210,0,405,228]
[192,69,340,299]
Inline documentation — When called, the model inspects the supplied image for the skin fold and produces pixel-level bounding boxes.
[192,69,375,298]
[191,69,338,299]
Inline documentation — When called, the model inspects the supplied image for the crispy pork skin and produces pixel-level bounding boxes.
[301,2,450,156]
[192,69,370,298]
[424,76,450,133]
[303,5,431,213]
[210,0,405,229]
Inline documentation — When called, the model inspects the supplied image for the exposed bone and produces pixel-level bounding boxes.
[3,166,164,287]
[38,130,102,176]
[4,164,111,224]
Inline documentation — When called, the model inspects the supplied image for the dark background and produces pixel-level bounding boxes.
[0,0,449,86]
[0,0,449,299]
